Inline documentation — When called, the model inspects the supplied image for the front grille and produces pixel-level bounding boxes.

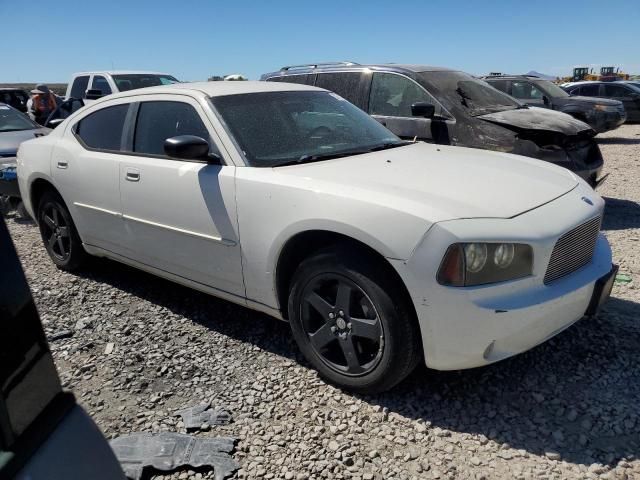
[544,216,601,285]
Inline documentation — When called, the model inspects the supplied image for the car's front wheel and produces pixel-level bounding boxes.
[288,246,422,393]
[37,190,88,271]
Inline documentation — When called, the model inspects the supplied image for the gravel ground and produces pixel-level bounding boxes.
[6,124,640,480]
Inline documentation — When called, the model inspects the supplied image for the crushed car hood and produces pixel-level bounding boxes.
[278,142,578,222]
[477,107,594,136]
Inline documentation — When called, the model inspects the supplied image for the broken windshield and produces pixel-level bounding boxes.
[418,71,522,117]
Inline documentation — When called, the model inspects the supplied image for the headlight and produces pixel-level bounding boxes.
[594,104,621,112]
[437,243,533,287]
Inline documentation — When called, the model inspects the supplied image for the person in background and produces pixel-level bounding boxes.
[28,84,58,125]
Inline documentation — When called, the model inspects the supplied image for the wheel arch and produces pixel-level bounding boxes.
[30,177,62,215]
[274,229,417,324]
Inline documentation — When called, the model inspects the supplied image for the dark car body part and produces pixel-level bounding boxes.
[484,75,626,133]
[262,64,604,187]
[563,81,640,122]
[0,217,126,480]
[44,97,85,128]
[109,433,238,480]
[0,89,29,113]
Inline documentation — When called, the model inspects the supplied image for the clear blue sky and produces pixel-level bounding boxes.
[2,0,638,83]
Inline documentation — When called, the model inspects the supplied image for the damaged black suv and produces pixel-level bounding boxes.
[262,63,605,187]
[482,74,626,134]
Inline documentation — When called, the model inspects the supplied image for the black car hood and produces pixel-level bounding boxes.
[553,96,622,108]
[477,107,594,136]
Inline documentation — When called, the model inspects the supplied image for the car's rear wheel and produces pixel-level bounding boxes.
[37,190,87,271]
[288,246,421,393]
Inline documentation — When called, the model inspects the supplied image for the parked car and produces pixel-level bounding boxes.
[65,70,180,104]
[0,88,29,113]
[562,81,640,122]
[262,63,606,187]
[0,103,50,214]
[0,216,126,479]
[482,74,626,133]
[17,81,616,393]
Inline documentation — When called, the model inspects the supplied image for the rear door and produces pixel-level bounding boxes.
[367,72,452,142]
[603,84,640,121]
[51,100,130,253]
[118,95,244,297]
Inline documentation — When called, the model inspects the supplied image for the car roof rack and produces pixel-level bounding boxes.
[280,61,360,72]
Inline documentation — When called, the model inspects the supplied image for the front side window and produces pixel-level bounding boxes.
[369,73,443,117]
[0,105,38,132]
[603,84,631,97]
[212,91,402,167]
[133,101,210,156]
[75,104,128,151]
[112,74,179,92]
[69,76,90,99]
[91,75,112,95]
[511,81,544,100]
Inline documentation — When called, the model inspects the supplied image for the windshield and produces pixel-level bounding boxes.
[112,74,180,92]
[536,80,569,98]
[0,105,38,132]
[211,91,403,167]
[419,71,522,116]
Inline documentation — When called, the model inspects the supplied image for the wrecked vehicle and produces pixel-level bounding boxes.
[483,74,626,134]
[262,63,605,187]
[1,103,50,215]
[18,81,616,393]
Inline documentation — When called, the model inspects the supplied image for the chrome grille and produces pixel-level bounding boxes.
[544,216,601,285]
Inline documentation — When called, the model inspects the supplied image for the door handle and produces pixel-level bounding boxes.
[125,168,140,182]
[56,161,68,169]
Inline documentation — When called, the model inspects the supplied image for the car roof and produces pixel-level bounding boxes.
[482,74,548,81]
[265,63,457,77]
[71,70,172,76]
[97,81,324,102]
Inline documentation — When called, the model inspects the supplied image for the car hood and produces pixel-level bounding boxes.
[0,128,50,155]
[277,142,578,222]
[555,96,623,107]
[477,107,594,136]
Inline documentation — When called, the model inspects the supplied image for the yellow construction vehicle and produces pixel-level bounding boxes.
[559,67,598,83]
[599,66,630,82]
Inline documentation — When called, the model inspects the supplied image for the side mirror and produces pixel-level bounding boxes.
[46,118,64,129]
[85,89,103,100]
[164,135,220,163]
[542,95,550,106]
[411,102,435,119]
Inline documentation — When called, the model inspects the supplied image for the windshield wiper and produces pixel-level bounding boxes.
[275,141,411,167]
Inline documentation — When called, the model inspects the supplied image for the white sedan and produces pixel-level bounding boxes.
[17,81,616,393]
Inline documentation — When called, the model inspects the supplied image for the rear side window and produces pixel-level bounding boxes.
[134,101,210,156]
[579,84,600,96]
[91,75,112,95]
[369,72,445,118]
[75,104,128,151]
[487,79,508,93]
[69,75,90,99]
[315,72,366,108]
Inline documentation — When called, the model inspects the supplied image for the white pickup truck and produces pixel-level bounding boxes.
[65,70,180,103]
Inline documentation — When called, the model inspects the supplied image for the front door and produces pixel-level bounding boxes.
[367,72,454,144]
[118,97,244,298]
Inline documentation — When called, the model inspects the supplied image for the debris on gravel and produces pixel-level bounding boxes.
[6,124,640,479]
[175,403,232,430]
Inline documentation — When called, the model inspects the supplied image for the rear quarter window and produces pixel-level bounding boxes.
[75,104,129,151]
[314,72,368,109]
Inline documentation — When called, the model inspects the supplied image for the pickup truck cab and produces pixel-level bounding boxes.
[65,71,180,103]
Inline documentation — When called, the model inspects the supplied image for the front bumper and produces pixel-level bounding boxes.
[391,183,613,370]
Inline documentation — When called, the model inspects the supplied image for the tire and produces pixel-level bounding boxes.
[288,246,422,393]
[37,190,88,271]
